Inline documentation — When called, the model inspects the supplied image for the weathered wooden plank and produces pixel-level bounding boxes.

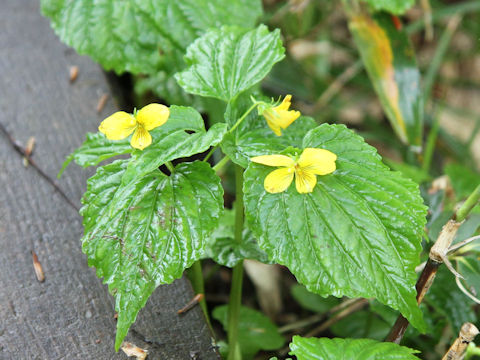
[0,1,218,358]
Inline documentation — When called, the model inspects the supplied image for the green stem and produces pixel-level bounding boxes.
[213,156,230,173]
[422,113,440,173]
[203,103,258,163]
[227,165,245,360]
[165,161,175,173]
[203,146,217,162]
[456,184,480,222]
[229,103,258,134]
[188,260,212,330]
[423,14,462,103]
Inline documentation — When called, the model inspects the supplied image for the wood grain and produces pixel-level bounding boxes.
[0,1,218,358]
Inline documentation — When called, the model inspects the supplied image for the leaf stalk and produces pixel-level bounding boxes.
[227,165,246,360]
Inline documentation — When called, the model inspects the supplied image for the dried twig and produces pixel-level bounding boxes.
[278,298,368,356]
[96,93,109,113]
[0,121,79,211]
[386,186,480,343]
[312,60,363,112]
[304,298,368,338]
[177,293,204,314]
[455,276,480,305]
[22,136,36,167]
[448,235,480,255]
[420,0,434,42]
[442,323,479,360]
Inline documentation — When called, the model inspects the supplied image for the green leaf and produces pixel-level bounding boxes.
[121,106,227,184]
[212,305,285,359]
[41,0,263,74]
[204,209,269,267]
[290,284,340,313]
[81,160,224,349]
[426,267,476,331]
[361,0,416,15]
[58,132,131,178]
[453,213,480,244]
[244,124,427,331]
[175,25,285,101]
[349,12,423,147]
[289,336,420,360]
[222,116,317,168]
[384,158,432,184]
[445,163,480,200]
[330,311,391,341]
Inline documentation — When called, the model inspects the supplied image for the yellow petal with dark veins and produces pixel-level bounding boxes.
[130,126,152,150]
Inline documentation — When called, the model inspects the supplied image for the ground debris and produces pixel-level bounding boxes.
[121,342,148,360]
[69,65,79,83]
[31,250,45,282]
[177,293,203,314]
[96,93,109,113]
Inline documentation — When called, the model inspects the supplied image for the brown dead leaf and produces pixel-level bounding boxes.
[31,250,45,282]
[121,342,148,360]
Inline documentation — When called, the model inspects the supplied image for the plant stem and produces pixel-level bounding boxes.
[423,14,462,103]
[203,103,258,163]
[165,161,175,173]
[442,323,479,360]
[213,156,231,173]
[456,184,480,222]
[187,260,212,330]
[229,103,258,134]
[386,185,480,343]
[422,112,440,173]
[203,146,217,162]
[227,165,245,360]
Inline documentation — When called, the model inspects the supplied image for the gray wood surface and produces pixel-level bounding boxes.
[0,1,218,359]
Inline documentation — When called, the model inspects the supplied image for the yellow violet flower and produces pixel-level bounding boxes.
[98,103,170,150]
[260,95,301,136]
[251,148,337,194]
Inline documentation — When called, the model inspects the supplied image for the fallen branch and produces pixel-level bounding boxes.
[442,323,479,360]
[385,185,480,343]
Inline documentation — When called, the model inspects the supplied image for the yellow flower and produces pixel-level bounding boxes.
[261,95,301,136]
[251,148,337,194]
[99,103,170,150]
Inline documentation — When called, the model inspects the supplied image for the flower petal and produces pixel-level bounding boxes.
[298,148,337,175]
[264,168,294,193]
[275,109,300,129]
[136,103,170,131]
[98,111,136,140]
[295,168,317,193]
[276,95,292,111]
[264,114,283,136]
[251,155,295,167]
[130,126,152,150]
